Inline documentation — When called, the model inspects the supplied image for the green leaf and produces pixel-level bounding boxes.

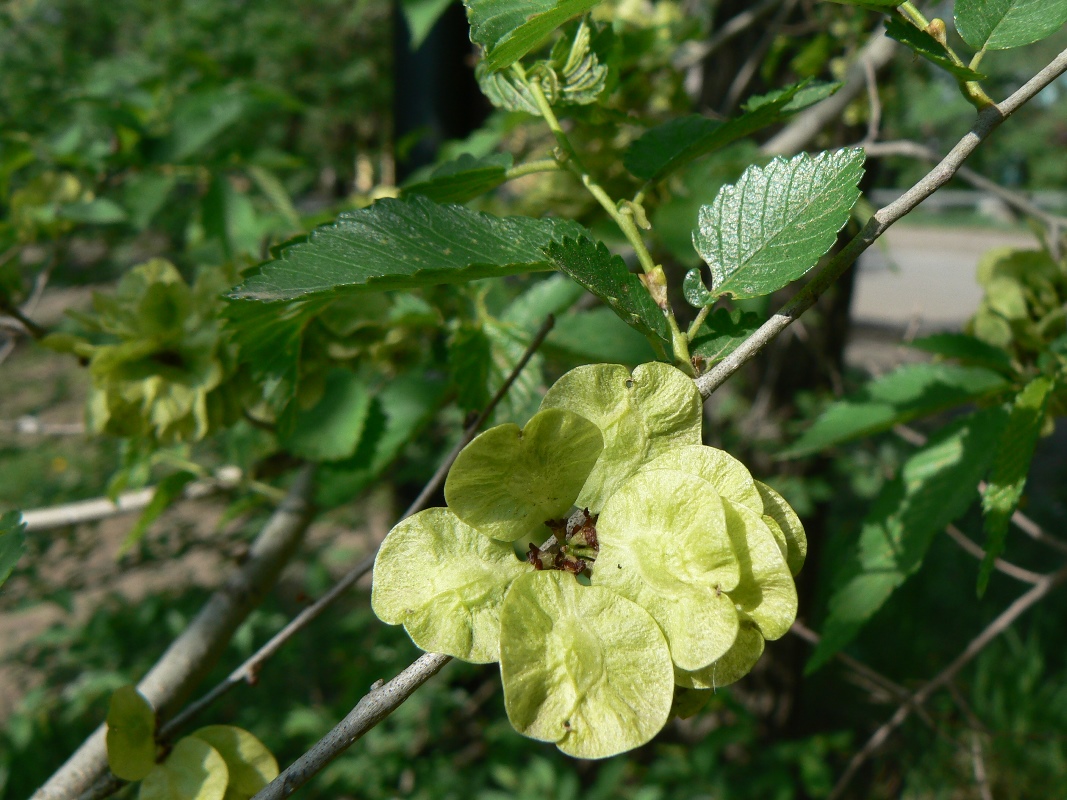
[755,481,807,577]
[594,470,740,670]
[884,15,987,80]
[545,307,659,364]
[688,148,865,304]
[0,511,26,590]
[448,324,494,413]
[401,0,455,49]
[807,408,1006,671]
[189,726,278,800]
[689,308,762,367]
[158,89,252,162]
[401,153,514,204]
[106,685,157,782]
[955,0,1067,50]
[140,736,228,800]
[58,198,129,224]
[124,173,178,230]
[675,617,765,690]
[119,471,198,556]
[544,236,670,349]
[641,443,764,514]
[466,0,602,72]
[499,570,674,758]
[623,79,840,182]
[224,295,332,387]
[908,332,1015,375]
[783,363,1011,457]
[444,408,603,541]
[540,362,703,512]
[371,507,531,662]
[978,376,1053,594]
[278,369,372,462]
[231,196,587,301]
[500,274,585,331]
[316,373,447,507]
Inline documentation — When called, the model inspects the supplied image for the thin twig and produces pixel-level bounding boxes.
[34,466,318,800]
[944,523,1044,585]
[697,44,1067,399]
[0,416,86,436]
[828,562,1067,799]
[970,729,995,800]
[863,57,882,144]
[675,0,782,69]
[720,0,798,115]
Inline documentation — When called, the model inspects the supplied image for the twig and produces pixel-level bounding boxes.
[720,0,798,115]
[970,729,995,800]
[697,44,1067,399]
[33,466,318,800]
[863,57,882,144]
[253,653,452,800]
[944,523,1045,585]
[0,416,86,436]
[21,466,244,532]
[828,562,1067,799]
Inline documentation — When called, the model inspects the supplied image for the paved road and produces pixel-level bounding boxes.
[851,224,1038,330]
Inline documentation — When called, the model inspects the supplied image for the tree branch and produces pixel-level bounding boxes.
[32,465,318,800]
[696,43,1067,399]
[828,562,1067,799]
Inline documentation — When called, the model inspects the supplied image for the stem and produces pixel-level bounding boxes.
[899,1,929,28]
[899,2,992,109]
[687,306,711,342]
[504,158,561,180]
[523,70,693,373]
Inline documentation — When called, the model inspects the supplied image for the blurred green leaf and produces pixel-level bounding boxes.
[545,307,658,364]
[401,0,455,49]
[908,332,1015,375]
[106,685,156,782]
[58,198,129,224]
[278,369,372,461]
[784,363,1011,457]
[119,471,198,556]
[0,511,25,590]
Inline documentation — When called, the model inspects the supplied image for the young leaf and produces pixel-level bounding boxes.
[908,332,1015,375]
[595,470,741,671]
[499,570,674,758]
[884,15,987,81]
[466,0,602,72]
[689,308,763,367]
[688,148,865,304]
[371,508,531,662]
[783,363,1011,457]
[106,685,157,782]
[119,471,198,555]
[230,195,588,301]
[978,376,1053,594]
[623,79,840,183]
[139,736,228,800]
[955,0,1067,51]
[0,511,26,590]
[189,726,278,800]
[543,236,670,349]
[540,362,703,512]
[444,408,603,542]
[277,369,372,462]
[400,153,514,204]
[807,408,1006,671]
[642,444,764,514]
[675,616,765,690]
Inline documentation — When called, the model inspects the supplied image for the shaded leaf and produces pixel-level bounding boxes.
[545,307,659,364]
[466,0,602,72]
[372,508,531,662]
[231,196,587,301]
[106,685,157,782]
[783,363,1011,457]
[623,79,839,182]
[688,148,865,304]
[448,324,494,413]
[59,198,129,225]
[690,308,762,367]
[756,480,807,577]
[595,470,740,671]
[540,362,703,512]
[908,332,1015,375]
[955,0,1067,51]
[278,369,372,461]
[189,727,278,800]
[500,273,585,331]
[978,376,1053,594]
[444,408,603,542]
[119,471,198,556]
[224,295,332,387]
[807,408,1006,671]
[0,511,26,590]
[140,736,228,800]
[500,570,674,758]
[401,153,514,204]
[885,15,987,80]
[544,236,670,348]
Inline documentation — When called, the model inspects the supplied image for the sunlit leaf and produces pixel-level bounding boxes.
[540,362,703,512]
[675,616,765,690]
[499,570,674,758]
[688,148,865,304]
[372,508,531,662]
[955,0,1067,50]
[594,470,740,670]
[445,408,603,541]
[755,481,807,577]
[231,195,588,301]
[106,685,157,782]
[465,0,602,72]
[189,726,278,800]
[139,737,228,800]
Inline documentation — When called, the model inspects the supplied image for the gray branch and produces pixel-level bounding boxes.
[32,465,317,800]
[696,43,1067,399]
